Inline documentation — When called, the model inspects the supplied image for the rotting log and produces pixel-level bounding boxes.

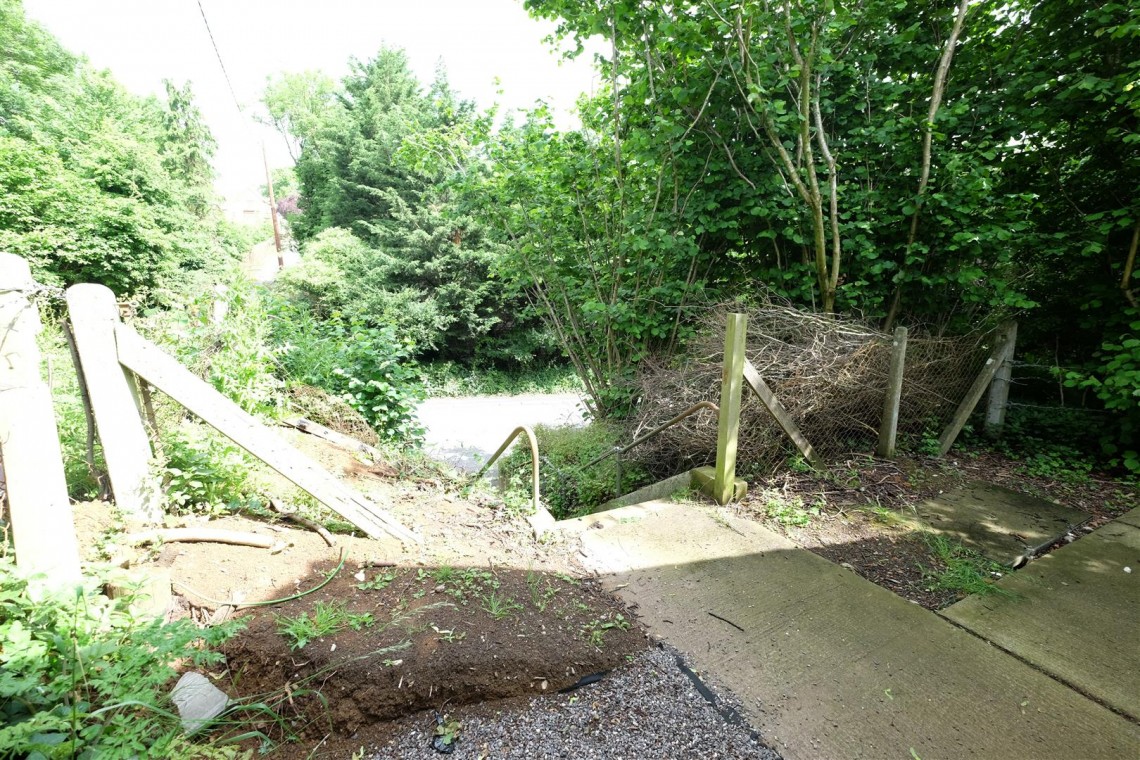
[114,325,420,544]
[284,417,381,461]
[0,253,81,585]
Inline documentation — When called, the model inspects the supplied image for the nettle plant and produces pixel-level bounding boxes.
[0,559,242,758]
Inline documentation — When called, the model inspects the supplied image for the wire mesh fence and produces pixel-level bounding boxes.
[629,303,999,477]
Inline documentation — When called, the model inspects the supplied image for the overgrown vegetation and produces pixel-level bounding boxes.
[921,533,1014,599]
[0,558,242,758]
[500,423,652,518]
[0,0,246,303]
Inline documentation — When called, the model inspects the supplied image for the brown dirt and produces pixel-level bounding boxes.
[71,423,651,756]
[219,563,646,755]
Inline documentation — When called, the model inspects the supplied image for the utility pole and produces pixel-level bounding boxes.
[262,142,284,269]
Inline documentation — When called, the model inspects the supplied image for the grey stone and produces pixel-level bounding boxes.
[943,508,1140,721]
[171,672,230,734]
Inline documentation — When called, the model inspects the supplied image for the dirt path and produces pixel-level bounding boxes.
[242,238,299,283]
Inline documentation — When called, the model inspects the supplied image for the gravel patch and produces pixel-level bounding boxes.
[368,645,781,759]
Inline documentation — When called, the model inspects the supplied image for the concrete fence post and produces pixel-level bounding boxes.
[0,253,82,586]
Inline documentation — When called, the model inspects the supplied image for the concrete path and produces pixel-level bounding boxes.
[242,239,299,283]
[416,393,587,472]
[944,507,1140,722]
[915,481,1089,565]
[565,501,1140,759]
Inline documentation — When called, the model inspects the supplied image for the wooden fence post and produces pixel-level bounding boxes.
[0,254,81,585]
[66,285,161,524]
[984,322,1017,437]
[938,321,1018,456]
[712,313,748,505]
[743,360,822,468]
[876,326,908,457]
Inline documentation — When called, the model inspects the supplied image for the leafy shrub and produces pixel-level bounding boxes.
[0,558,242,758]
[162,425,255,515]
[499,422,650,519]
[419,361,582,398]
[1060,313,1140,473]
[139,280,284,416]
[38,323,105,500]
[269,298,423,442]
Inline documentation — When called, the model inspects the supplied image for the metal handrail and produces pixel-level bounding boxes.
[473,426,540,514]
[473,401,718,516]
[581,400,720,470]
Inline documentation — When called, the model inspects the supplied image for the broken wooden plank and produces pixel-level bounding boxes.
[938,322,1017,456]
[114,325,420,544]
[65,284,161,523]
[0,253,81,585]
[743,360,822,467]
[283,417,382,461]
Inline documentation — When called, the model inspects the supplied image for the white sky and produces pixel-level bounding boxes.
[23,0,601,201]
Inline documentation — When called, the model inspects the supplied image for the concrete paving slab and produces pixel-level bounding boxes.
[943,508,1140,722]
[575,501,1140,760]
[915,481,1088,565]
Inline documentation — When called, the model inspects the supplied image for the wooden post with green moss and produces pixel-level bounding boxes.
[712,312,748,504]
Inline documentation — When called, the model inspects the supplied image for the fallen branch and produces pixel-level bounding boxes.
[268,499,337,547]
[708,611,745,632]
[125,528,275,549]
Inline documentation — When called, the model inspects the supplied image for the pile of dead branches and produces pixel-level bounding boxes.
[288,385,379,446]
[629,302,992,476]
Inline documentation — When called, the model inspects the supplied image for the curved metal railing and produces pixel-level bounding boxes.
[474,400,720,518]
[473,426,540,514]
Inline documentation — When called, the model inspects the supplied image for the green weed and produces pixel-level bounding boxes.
[357,570,398,591]
[921,533,1014,598]
[526,570,560,611]
[760,490,821,527]
[582,613,631,648]
[276,601,374,650]
[479,591,522,620]
[0,558,242,757]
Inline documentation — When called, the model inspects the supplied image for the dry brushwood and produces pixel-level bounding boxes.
[288,384,379,446]
[630,302,994,476]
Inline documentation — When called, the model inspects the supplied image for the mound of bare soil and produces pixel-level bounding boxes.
[221,562,647,742]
